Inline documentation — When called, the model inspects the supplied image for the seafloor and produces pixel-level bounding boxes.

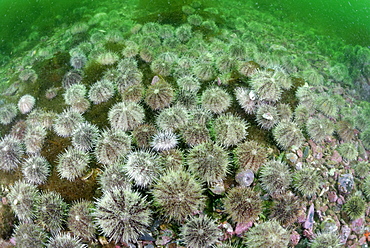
[0,0,369,247]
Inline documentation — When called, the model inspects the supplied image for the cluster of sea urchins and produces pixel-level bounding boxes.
[0,1,369,248]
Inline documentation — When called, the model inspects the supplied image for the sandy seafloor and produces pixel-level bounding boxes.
[0,0,370,247]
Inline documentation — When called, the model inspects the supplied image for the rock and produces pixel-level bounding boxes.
[348,234,357,240]
[327,191,338,202]
[139,232,155,241]
[0,239,14,248]
[331,150,342,163]
[290,230,301,246]
[319,205,328,213]
[9,237,16,245]
[340,225,351,244]
[235,169,254,187]
[337,194,346,205]
[320,217,338,233]
[151,75,160,84]
[156,235,172,246]
[286,152,298,163]
[234,221,253,235]
[303,229,314,239]
[296,149,303,158]
[218,221,233,240]
[328,168,336,177]
[209,179,225,195]
[315,152,323,159]
[303,204,314,230]
[350,218,364,235]
[295,162,303,170]
[308,140,317,153]
[338,174,354,194]
[297,208,306,223]
[303,146,310,159]
[155,228,174,246]
[358,236,368,245]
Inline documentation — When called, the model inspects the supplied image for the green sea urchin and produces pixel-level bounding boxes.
[12,223,47,248]
[35,191,68,234]
[292,167,322,197]
[94,186,151,244]
[223,187,262,224]
[306,116,335,143]
[273,120,305,150]
[310,232,343,248]
[22,155,50,185]
[67,200,96,240]
[56,146,90,181]
[243,220,290,248]
[234,140,268,172]
[187,142,229,184]
[152,169,205,222]
[212,113,249,147]
[250,70,282,102]
[0,103,18,125]
[343,195,366,219]
[108,101,145,132]
[8,180,39,222]
[201,86,231,114]
[270,193,302,227]
[259,160,292,196]
[337,142,358,161]
[123,150,161,188]
[46,232,87,248]
[256,104,279,130]
[181,215,222,248]
[94,128,132,165]
[0,135,24,171]
[145,79,174,110]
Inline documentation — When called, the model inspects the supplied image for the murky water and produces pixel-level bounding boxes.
[1,0,369,57]
[0,0,98,56]
[252,0,370,46]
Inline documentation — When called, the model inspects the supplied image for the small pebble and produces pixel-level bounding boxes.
[340,225,351,244]
[304,204,314,230]
[209,179,225,195]
[296,149,303,158]
[350,218,364,234]
[235,169,254,187]
[320,218,338,233]
[338,174,354,194]
[140,232,155,241]
[234,221,253,235]
[286,152,298,163]
[331,150,342,163]
[337,195,345,205]
[290,230,301,246]
[295,162,303,170]
[327,191,338,202]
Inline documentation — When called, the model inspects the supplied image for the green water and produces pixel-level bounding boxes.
[0,0,97,56]
[1,0,369,58]
[252,0,370,47]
